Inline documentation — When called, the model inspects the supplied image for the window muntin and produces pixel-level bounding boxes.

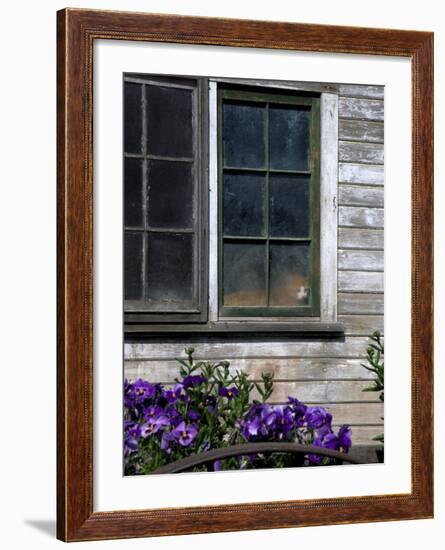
[123,76,206,318]
[218,88,320,317]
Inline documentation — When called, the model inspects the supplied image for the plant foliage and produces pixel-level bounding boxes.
[124,348,353,474]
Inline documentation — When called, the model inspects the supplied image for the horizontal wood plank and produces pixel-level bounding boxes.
[341,426,383,446]
[212,76,339,94]
[339,271,384,292]
[339,249,384,271]
[339,84,384,99]
[251,380,380,403]
[339,119,384,143]
[338,293,384,315]
[339,184,384,208]
[338,314,383,335]
[339,141,384,165]
[339,206,384,228]
[134,380,382,404]
[125,337,372,360]
[319,403,383,425]
[338,227,384,250]
[339,163,384,185]
[124,357,377,383]
[339,97,384,121]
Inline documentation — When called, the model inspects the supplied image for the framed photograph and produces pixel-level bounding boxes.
[57,8,434,541]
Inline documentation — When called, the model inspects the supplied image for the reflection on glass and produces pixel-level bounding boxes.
[269,243,310,306]
[223,101,265,168]
[223,172,265,236]
[124,158,143,227]
[223,243,266,306]
[147,160,193,229]
[147,233,193,306]
[124,82,142,154]
[146,86,193,158]
[269,175,310,237]
[269,105,310,171]
[124,232,143,300]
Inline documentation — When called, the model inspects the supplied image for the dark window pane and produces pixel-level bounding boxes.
[147,160,193,229]
[223,101,265,168]
[223,243,266,306]
[269,243,310,306]
[269,175,310,237]
[146,86,193,158]
[146,233,193,307]
[223,172,265,236]
[124,82,142,154]
[269,106,310,171]
[124,232,143,300]
[124,158,143,227]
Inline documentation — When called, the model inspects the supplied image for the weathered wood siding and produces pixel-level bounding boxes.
[124,82,384,452]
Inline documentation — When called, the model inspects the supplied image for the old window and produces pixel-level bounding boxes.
[124,74,339,334]
[123,75,207,323]
[219,88,320,317]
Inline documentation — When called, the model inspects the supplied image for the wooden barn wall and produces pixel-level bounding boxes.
[124,83,384,449]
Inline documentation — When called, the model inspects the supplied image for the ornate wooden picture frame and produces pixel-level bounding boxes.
[57,8,433,541]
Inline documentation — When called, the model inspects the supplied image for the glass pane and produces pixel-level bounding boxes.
[124,82,142,154]
[124,158,143,227]
[223,172,265,236]
[269,105,310,171]
[146,85,193,158]
[269,243,310,306]
[146,233,193,307]
[147,160,193,229]
[124,232,143,300]
[223,101,265,168]
[269,175,310,237]
[223,243,266,306]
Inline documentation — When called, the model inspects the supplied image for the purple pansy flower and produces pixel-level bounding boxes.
[305,406,333,430]
[337,425,352,452]
[172,421,198,447]
[140,415,170,437]
[160,430,175,453]
[163,384,183,403]
[124,422,141,456]
[218,386,239,399]
[182,375,207,388]
[188,409,201,421]
[143,405,163,420]
[131,379,155,404]
[265,405,294,435]
[242,415,262,439]
[287,396,307,426]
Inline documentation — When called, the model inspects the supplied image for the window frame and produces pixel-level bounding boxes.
[123,74,209,325]
[124,75,342,335]
[217,86,321,318]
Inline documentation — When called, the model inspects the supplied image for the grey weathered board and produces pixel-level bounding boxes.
[124,82,385,449]
[338,163,384,185]
[339,97,384,121]
[338,184,384,208]
[125,357,377,382]
[339,206,384,228]
[338,228,384,250]
[338,271,384,293]
[338,293,384,315]
[339,142,384,165]
[339,84,384,99]
[339,249,384,271]
[339,119,384,143]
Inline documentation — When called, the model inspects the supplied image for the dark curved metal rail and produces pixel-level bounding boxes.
[153,442,360,474]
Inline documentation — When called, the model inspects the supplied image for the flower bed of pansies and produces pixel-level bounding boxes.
[124,348,352,475]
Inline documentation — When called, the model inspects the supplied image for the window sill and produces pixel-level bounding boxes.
[124,321,345,339]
